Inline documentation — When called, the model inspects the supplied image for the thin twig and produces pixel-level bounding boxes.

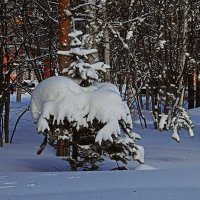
[10,106,30,143]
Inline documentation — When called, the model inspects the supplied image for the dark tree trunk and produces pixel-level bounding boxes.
[71,130,79,171]
[0,47,4,147]
[56,139,68,157]
[188,73,194,109]
[4,87,10,143]
[0,2,5,147]
[146,85,150,110]
[16,67,23,102]
[196,66,200,108]
[4,43,11,143]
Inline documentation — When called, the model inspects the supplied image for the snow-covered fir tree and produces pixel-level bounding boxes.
[30,27,144,170]
[57,26,109,87]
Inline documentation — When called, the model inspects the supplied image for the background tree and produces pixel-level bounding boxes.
[1,0,59,145]
[58,0,71,72]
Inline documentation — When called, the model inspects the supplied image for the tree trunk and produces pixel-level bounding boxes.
[0,47,4,147]
[152,88,158,129]
[196,65,200,107]
[58,0,71,73]
[188,72,194,109]
[178,0,188,90]
[103,28,111,81]
[71,131,79,171]
[126,77,134,114]
[56,139,68,157]
[4,88,10,143]
[4,42,11,143]
[56,0,72,156]
[16,67,23,102]
[146,85,150,110]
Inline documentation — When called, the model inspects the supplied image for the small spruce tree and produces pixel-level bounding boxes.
[31,27,144,171]
[58,28,109,87]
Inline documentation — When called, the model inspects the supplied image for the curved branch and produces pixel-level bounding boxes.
[10,106,30,143]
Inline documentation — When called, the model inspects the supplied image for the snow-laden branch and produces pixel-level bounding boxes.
[71,3,101,11]
[34,1,58,23]
[30,76,145,165]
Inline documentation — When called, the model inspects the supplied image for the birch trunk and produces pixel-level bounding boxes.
[178,0,188,91]
[101,0,110,81]
[103,28,111,81]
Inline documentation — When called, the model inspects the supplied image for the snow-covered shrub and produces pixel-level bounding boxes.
[159,107,194,142]
[31,76,144,170]
[158,87,194,142]
[149,81,194,141]
[171,107,194,142]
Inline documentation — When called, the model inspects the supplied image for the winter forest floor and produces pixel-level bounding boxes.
[0,93,200,200]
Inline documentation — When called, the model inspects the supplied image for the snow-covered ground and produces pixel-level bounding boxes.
[0,94,200,200]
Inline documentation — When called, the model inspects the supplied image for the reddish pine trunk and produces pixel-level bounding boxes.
[56,0,72,157]
[58,0,71,73]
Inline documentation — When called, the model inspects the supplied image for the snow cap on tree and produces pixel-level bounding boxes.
[30,76,145,168]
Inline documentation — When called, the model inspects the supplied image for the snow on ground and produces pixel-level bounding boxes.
[0,94,200,199]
